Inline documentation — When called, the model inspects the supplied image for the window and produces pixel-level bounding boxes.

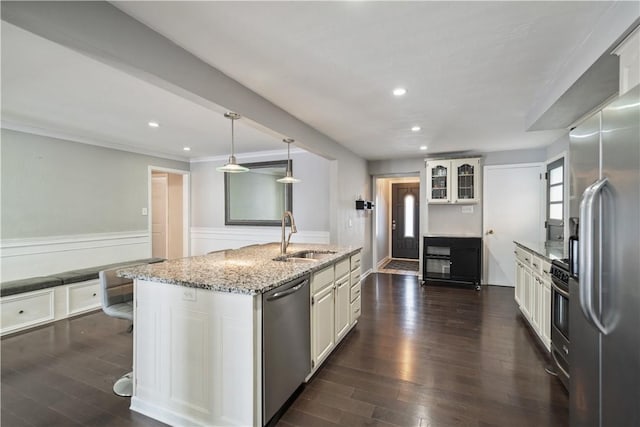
[546,158,564,242]
[404,194,415,238]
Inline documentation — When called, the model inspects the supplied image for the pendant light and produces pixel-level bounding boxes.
[216,112,249,173]
[277,138,301,184]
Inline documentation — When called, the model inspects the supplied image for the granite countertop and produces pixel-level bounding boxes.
[117,243,361,296]
[514,240,566,261]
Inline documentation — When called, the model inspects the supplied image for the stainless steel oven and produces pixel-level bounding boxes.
[550,259,570,390]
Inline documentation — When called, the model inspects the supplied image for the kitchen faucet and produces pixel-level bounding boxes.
[280,211,298,255]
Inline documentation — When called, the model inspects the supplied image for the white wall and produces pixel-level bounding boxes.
[190,150,332,254]
[1,129,189,280]
[374,178,390,267]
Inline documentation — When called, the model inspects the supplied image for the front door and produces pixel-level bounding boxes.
[391,183,419,259]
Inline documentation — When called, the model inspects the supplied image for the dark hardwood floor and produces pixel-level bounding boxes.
[1,273,568,427]
[277,274,568,427]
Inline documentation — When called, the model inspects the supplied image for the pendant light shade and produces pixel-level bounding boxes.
[277,138,301,184]
[217,112,249,173]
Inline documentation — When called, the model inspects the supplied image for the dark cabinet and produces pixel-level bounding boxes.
[423,236,482,290]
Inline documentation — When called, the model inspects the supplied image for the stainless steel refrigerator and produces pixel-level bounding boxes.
[569,85,640,427]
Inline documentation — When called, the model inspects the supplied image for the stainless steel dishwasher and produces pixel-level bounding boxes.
[262,275,310,426]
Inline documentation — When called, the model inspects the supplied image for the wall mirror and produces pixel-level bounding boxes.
[224,160,293,226]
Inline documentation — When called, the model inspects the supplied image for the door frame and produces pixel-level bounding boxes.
[482,162,545,286]
[391,182,420,260]
[371,174,421,273]
[148,165,191,258]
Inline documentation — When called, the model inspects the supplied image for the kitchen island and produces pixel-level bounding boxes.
[118,242,362,427]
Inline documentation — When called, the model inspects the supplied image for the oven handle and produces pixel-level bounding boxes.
[551,281,569,299]
[579,177,610,335]
[551,349,570,380]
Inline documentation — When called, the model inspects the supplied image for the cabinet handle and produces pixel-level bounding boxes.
[18,310,24,314]
[525,257,530,262]
[92,293,97,297]
[533,263,538,268]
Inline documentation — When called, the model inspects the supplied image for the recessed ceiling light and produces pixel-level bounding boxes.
[411,126,421,132]
[420,145,428,151]
[183,147,191,151]
[148,121,159,128]
[392,87,407,96]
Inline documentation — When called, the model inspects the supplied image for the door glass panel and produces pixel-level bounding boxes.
[431,165,448,199]
[550,185,563,202]
[549,202,562,220]
[549,165,563,185]
[404,195,415,238]
[457,164,474,199]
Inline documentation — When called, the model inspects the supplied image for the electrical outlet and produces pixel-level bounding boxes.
[461,205,474,214]
[141,208,148,216]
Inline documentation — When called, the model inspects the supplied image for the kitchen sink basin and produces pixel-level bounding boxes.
[273,250,337,263]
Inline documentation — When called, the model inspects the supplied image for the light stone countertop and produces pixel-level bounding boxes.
[117,243,361,295]
[514,240,566,261]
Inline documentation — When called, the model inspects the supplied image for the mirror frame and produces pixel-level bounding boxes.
[224,160,293,226]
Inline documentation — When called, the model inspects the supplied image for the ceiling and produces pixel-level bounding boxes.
[2,2,616,161]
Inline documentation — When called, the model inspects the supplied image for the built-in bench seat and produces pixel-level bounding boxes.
[1,257,164,335]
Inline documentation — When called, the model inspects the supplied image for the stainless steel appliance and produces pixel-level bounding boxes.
[550,258,570,390]
[262,275,310,426]
[569,85,639,427]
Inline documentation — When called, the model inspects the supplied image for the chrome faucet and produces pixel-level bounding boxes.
[281,211,298,255]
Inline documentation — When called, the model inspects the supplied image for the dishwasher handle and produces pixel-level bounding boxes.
[267,279,309,301]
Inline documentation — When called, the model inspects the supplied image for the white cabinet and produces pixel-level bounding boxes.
[426,157,481,204]
[426,160,452,203]
[312,281,335,367]
[310,251,362,373]
[1,289,55,335]
[334,275,351,342]
[514,245,552,352]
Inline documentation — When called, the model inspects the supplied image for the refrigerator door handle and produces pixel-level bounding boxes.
[579,177,610,335]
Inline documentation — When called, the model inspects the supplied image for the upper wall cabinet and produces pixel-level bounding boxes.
[426,157,481,204]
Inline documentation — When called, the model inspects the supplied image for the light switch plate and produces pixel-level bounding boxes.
[141,207,148,216]
[461,205,474,214]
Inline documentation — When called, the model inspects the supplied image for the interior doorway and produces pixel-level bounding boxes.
[149,166,190,260]
[372,175,420,275]
[391,182,419,259]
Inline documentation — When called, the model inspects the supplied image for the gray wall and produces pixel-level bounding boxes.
[191,151,330,231]
[1,129,188,238]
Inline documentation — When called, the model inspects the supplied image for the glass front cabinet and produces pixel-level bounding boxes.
[426,157,481,204]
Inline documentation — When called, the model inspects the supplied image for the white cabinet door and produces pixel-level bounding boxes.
[426,160,451,203]
[312,284,335,368]
[515,262,523,306]
[334,276,351,343]
[531,274,541,332]
[521,267,532,320]
[541,279,552,351]
[451,158,481,203]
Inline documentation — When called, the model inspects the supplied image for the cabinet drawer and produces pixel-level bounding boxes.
[335,258,350,279]
[531,256,543,275]
[350,296,361,323]
[67,280,101,316]
[350,281,361,302]
[350,268,361,286]
[1,289,54,334]
[541,259,552,279]
[515,246,532,266]
[350,252,361,271]
[312,265,334,293]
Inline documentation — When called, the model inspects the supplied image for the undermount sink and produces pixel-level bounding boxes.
[273,250,337,263]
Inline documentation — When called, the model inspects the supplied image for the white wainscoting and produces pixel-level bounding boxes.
[190,227,330,256]
[1,231,151,281]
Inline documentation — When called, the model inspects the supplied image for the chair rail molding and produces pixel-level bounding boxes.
[1,231,150,281]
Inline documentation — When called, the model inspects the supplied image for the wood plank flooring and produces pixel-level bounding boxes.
[1,273,568,426]
[277,274,568,427]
